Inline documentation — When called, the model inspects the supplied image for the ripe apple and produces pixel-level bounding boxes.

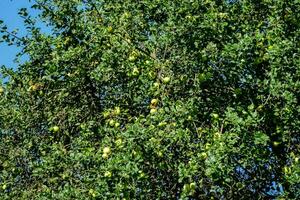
[150,108,157,114]
[103,147,111,154]
[162,76,171,83]
[151,99,159,106]
[102,153,109,159]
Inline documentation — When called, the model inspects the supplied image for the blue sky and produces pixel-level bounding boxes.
[0,0,36,69]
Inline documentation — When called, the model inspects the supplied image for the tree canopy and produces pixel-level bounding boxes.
[0,0,300,199]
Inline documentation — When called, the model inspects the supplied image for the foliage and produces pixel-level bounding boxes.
[0,0,300,199]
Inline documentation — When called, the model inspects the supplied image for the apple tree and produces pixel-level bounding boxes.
[0,0,300,199]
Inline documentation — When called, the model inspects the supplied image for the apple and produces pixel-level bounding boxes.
[115,138,122,146]
[183,184,190,193]
[273,141,280,147]
[102,153,109,159]
[151,99,159,106]
[150,108,157,114]
[102,111,110,119]
[128,55,137,62]
[190,182,196,190]
[157,151,163,157]
[153,82,160,88]
[148,71,156,79]
[200,152,208,160]
[107,26,113,33]
[114,107,121,115]
[158,122,167,127]
[52,126,60,132]
[109,119,115,127]
[103,147,111,154]
[104,171,112,177]
[162,76,171,83]
[114,122,120,128]
[211,113,219,119]
[0,87,4,94]
[132,67,139,76]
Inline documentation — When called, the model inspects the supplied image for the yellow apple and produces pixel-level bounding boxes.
[109,119,115,127]
[104,171,112,177]
[162,76,171,83]
[150,108,157,114]
[102,153,109,159]
[103,147,111,154]
[151,98,159,106]
[114,107,121,115]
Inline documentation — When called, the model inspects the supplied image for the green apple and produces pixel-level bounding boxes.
[211,113,219,119]
[114,122,120,128]
[162,76,171,83]
[150,108,157,114]
[102,111,110,118]
[200,152,208,160]
[102,153,109,159]
[132,67,139,76]
[103,147,111,154]
[190,182,196,190]
[183,184,190,193]
[128,55,137,62]
[52,126,60,132]
[115,138,122,146]
[148,71,156,79]
[157,151,163,157]
[153,82,160,88]
[107,26,113,33]
[273,141,280,147]
[104,171,112,177]
[109,119,115,127]
[0,87,4,94]
[114,107,121,115]
[158,122,167,127]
